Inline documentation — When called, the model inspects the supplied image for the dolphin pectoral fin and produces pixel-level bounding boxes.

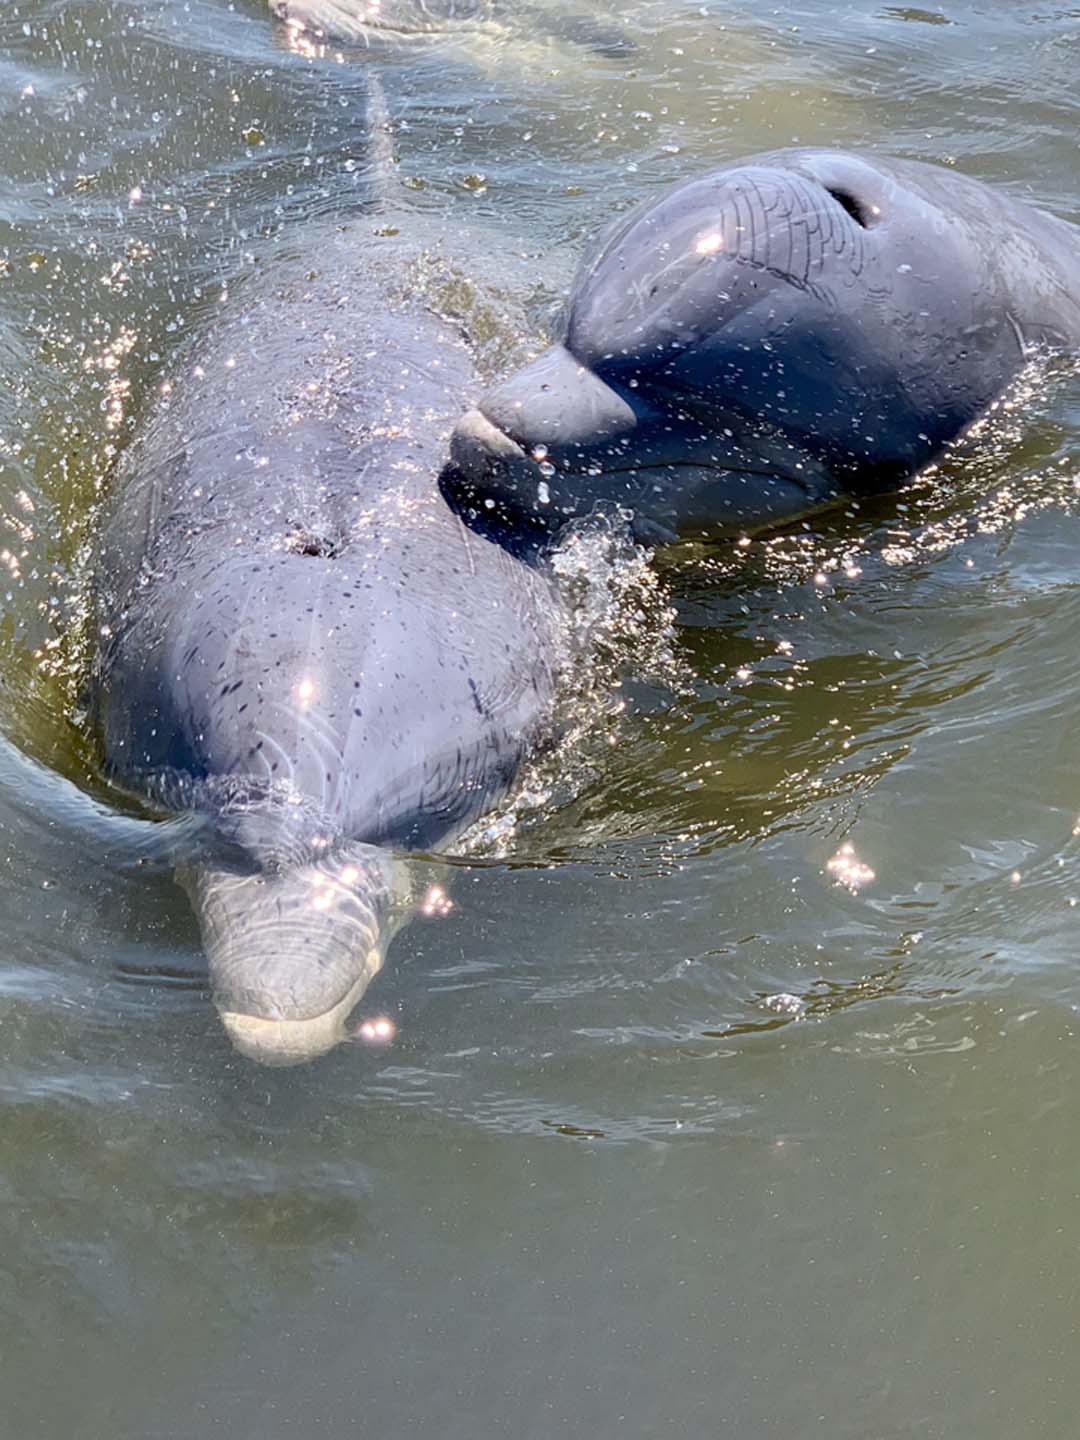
[182,844,410,1066]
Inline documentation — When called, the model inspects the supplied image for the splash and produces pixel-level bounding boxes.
[670,353,1080,595]
[459,511,684,857]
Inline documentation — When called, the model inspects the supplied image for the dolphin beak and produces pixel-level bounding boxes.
[451,405,529,481]
[217,981,378,1067]
[182,845,408,1067]
[450,343,639,482]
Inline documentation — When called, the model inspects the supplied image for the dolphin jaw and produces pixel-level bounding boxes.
[184,842,409,1066]
[451,406,528,481]
[449,396,829,542]
[218,947,384,1067]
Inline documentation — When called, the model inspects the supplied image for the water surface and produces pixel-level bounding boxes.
[1,2,1079,1435]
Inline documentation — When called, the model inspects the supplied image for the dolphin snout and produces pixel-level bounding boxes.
[184,844,408,1066]
[450,405,528,484]
[465,343,639,461]
[219,997,374,1068]
[449,343,644,525]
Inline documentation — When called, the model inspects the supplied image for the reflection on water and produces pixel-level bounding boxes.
[1,0,1080,1435]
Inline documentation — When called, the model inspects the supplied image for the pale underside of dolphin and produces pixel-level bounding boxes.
[449,149,1080,544]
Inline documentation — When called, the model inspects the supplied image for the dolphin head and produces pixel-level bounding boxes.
[184,839,410,1066]
[450,153,974,543]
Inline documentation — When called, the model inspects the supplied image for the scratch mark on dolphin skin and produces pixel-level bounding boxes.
[454,508,478,579]
[738,183,757,279]
[253,729,295,792]
[722,172,865,295]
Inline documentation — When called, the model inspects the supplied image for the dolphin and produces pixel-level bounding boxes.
[267,0,634,58]
[91,98,564,1065]
[448,149,1080,544]
[270,0,496,38]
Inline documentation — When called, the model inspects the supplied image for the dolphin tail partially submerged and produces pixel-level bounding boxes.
[182,843,411,1066]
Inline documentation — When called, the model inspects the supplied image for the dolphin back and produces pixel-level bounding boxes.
[92,222,563,1061]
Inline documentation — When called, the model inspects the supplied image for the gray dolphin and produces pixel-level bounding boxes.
[449,150,1080,544]
[91,199,563,1065]
[267,0,633,57]
[269,0,491,39]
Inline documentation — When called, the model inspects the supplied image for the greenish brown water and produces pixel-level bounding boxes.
[1,2,1079,1435]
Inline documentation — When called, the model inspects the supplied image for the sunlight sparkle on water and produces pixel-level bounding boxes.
[421,885,454,918]
[764,992,806,1018]
[695,231,724,255]
[826,843,875,893]
[356,1017,395,1044]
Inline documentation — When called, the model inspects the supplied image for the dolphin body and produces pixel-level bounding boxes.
[267,0,633,57]
[449,150,1080,544]
[269,0,504,37]
[91,215,563,1065]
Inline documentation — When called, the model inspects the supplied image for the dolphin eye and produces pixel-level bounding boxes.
[825,187,873,228]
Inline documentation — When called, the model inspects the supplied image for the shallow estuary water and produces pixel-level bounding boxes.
[1,2,1080,1435]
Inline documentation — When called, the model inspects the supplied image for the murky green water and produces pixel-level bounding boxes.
[2,1,1079,1434]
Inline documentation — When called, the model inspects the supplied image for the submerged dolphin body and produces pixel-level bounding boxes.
[449,150,1080,543]
[267,0,633,57]
[92,214,563,1064]
[270,0,493,35]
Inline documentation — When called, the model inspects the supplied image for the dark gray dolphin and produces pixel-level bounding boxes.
[449,150,1080,544]
[91,218,563,1065]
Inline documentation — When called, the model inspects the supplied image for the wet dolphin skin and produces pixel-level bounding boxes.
[267,0,632,55]
[91,228,562,1065]
[450,149,1080,543]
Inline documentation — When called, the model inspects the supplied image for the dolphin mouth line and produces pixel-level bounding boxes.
[462,408,814,498]
[218,951,383,1067]
[566,459,816,494]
